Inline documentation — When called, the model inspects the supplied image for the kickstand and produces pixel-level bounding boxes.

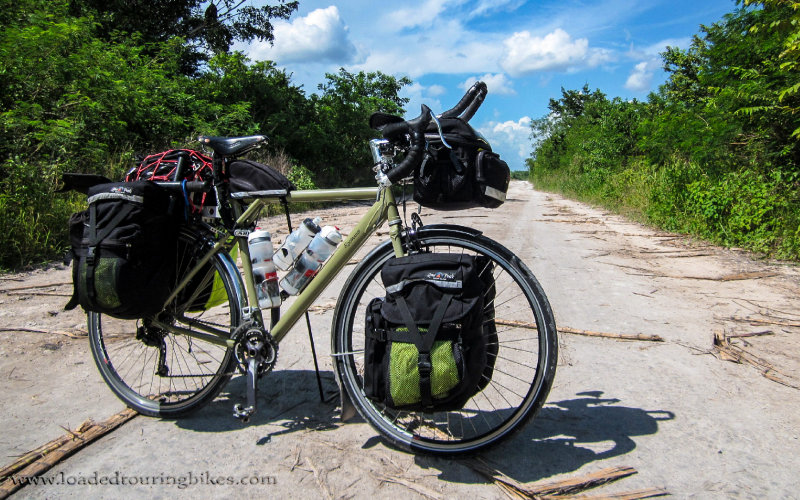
[305,312,326,403]
[281,198,325,403]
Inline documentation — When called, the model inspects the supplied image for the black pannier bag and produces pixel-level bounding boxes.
[414,117,511,210]
[363,253,490,411]
[65,182,181,319]
[227,159,295,199]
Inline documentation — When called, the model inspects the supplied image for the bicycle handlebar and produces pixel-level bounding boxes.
[439,81,487,122]
[382,105,432,184]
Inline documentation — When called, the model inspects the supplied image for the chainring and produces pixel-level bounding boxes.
[232,321,278,377]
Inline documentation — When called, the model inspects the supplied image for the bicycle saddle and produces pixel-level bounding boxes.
[198,135,267,157]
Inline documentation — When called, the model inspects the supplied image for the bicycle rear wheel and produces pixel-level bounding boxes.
[88,227,244,417]
[332,225,557,455]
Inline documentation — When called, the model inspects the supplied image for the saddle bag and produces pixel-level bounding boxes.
[65,181,181,319]
[363,253,490,411]
[414,117,510,210]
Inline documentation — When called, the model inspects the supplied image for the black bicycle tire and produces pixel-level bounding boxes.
[88,227,241,418]
[332,225,557,455]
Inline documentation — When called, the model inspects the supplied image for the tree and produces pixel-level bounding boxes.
[68,0,298,72]
[312,69,411,185]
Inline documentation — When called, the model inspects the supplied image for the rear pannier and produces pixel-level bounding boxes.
[65,182,181,319]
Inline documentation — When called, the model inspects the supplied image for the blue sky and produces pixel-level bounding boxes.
[238,0,737,170]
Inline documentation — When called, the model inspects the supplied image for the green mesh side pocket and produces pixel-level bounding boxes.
[389,339,460,407]
[80,257,122,309]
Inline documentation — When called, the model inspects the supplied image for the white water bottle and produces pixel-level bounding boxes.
[248,229,281,309]
[273,217,321,271]
[280,226,343,295]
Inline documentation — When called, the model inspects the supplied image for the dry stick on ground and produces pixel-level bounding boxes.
[730,316,800,328]
[0,282,72,293]
[371,472,444,500]
[0,408,138,499]
[563,487,670,499]
[305,457,333,500]
[6,291,72,297]
[494,319,664,342]
[713,332,799,390]
[465,459,644,498]
[0,327,86,338]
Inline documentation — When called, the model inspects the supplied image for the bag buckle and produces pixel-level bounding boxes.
[417,353,432,376]
[86,246,96,266]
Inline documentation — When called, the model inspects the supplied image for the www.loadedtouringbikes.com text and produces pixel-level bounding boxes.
[9,471,277,489]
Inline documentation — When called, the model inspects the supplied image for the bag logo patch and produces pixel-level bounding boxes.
[426,272,455,281]
[110,186,133,195]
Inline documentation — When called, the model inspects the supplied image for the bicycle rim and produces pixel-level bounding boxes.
[88,228,241,417]
[333,227,557,455]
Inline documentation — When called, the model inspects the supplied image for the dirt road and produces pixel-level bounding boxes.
[1,180,799,498]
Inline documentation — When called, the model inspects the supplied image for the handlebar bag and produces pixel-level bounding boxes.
[415,117,510,210]
[65,182,181,319]
[363,253,490,411]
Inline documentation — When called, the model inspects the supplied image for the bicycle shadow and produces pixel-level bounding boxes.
[174,369,343,440]
[414,391,675,484]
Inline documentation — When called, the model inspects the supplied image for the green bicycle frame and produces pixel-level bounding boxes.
[155,186,405,348]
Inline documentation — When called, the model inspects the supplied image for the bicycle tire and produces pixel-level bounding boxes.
[332,224,557,455]
[88,227,243,417]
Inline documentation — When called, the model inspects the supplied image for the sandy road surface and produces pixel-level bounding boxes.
[1,180,799,498]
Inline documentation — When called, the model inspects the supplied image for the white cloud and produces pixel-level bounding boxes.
[501,29,613,76]
[383,0,467,31]
[624,59,661,92]
[478,116,532,167]
[401,83,444,117]
[461,73,516,96]
[469,0,525,18]
[248,6,356,64]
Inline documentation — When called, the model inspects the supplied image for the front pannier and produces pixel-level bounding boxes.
[363,253,489,411]
[413,117,510,210]
[65,182,180,319]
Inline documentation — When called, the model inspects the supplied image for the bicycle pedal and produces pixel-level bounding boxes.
[233,403,255,423]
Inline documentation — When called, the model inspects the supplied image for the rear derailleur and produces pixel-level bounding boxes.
[231,321,278,423]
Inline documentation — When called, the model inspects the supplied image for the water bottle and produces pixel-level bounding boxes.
[280,226,343,295]
[248,229,281,309]
[273,217,321,271]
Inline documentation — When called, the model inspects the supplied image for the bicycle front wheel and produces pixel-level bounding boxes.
[88,227,244,417]
[332,225,557,455]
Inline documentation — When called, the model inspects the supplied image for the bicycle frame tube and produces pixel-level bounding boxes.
[270,187,402,343]
[160,186,403,346]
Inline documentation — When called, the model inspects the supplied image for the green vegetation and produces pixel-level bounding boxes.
[528,0,800,259]
[0,0,410,269]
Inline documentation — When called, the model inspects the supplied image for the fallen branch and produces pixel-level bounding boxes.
[0,282,71,293]
[305,457,333,500]
[465,458,640,497]
[725,330,774,339]
[566,487,669,499]
[371,472,444,500]
[0,328,86,339]
[0,408,138,498]
[6,291,72,297]
[494,320,664,342]
[730,316,800,328]
[713,332,799,390]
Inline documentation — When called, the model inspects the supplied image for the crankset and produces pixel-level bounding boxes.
[231,321,278,423]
